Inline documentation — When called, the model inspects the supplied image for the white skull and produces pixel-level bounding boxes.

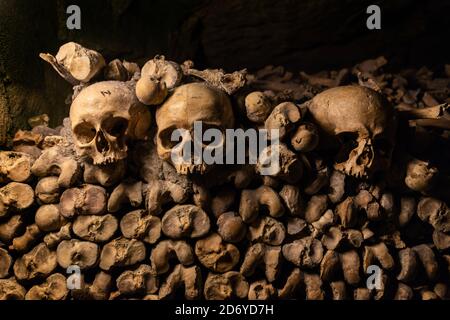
[307,86,397,178]
[156,83,234,174]
[70,81,151,165]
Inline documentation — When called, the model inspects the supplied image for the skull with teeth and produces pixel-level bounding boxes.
[156,83,234,174]
[70,81,151,165]
[307,86,397,179]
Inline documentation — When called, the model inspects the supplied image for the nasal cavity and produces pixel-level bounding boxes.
[96,131,110,153]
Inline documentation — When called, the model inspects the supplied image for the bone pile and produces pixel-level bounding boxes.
[0,43,449,300]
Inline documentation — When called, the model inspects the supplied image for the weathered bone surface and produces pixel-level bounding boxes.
[307,86,397,179]
[70,81,151,165]
[0,45,449,300]
[156,82,234,174]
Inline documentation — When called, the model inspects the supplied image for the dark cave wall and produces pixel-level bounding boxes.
[0,0,449,146]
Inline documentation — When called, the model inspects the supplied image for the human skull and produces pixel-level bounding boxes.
[70,81,151,165]
[307,86,397,178]
[156,83,234,174]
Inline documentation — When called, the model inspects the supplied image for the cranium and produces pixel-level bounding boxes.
[307,86,396,178]
[70,81,151,165]
[156,83,234,174]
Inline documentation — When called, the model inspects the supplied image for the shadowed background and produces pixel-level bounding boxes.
[0,0,449,145]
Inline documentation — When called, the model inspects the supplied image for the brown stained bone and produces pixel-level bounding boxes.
[279,184,303,216]
[99,238,146,271]
[40,42,105,84]
[305,195,328,223]
[71,271,113,300]
[136,56,182,106]
[107,180,143,213]
[104,59,129,81]
[204,271,249,300]
[248,216,286,246]
[120,210,161,244]
[339,250,361,286]
[158,264,202,300]
[12,130,43,151]
[0,182,34,218]
[417,197,450,233]
[394,283,414,300]
[363,242,395,271]
[83,160,126,187]
[195,233,240,273]
[13,243,57,281]
[25,273,68,300]
[145,180,189,215]
[290,122,320,152]
[311,209,335,234]
[35,204,64,232]
[73,214,118,242]
[405,159,439,194]
[0,215,23,243]
[57,240,99,270]
[286,217,308,237]
[35,177,61,204]
[31,144,81,188]
[257,143,303,184]
[217,212,246,243]
[43,223,72,248]
[335,196,357,228]
[320,250,340,282]
[239,186,284,223]
[330,281,347,300]
[278,268,303,299]
[161,205,210,239]
[0,279,27,300]
[244,91,274,123]
[397,248,418,282]
[303,273,325,300]
[60,185,107,218]
[181,60,246,95]
[282,237,323,269]
[321,226,344,250]
[433,230,450,250]
[398,197,416,227]
[240,243,282,282]
[210,186,236,218]
[0,152,34,183]
[248,280,277,300]
[116,264,158,296]
[328,170,346,203]
[0,248,12,278]
[150,240,194,274]
[303,156,330,196]
[412,244,439,281]
[192,183,210,212]
[396,103,449,119]
[353,288,372,300]
[10,224,41,252]
[264,102,301,140]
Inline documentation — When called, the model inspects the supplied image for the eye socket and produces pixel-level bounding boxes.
[159,126,187,149]
[373,138,392,156]
[335,132,358,162]
[103,117,129,137]
[73,122,96,144]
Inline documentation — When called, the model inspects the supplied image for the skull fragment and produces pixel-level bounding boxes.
[156,83,234,174]
[70,81,151,165]
[307,86,396,178]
